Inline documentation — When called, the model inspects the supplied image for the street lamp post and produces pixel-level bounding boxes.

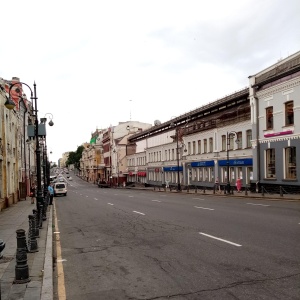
[170,122,181,192]
[226,131,238,194]
[6,82,44,222]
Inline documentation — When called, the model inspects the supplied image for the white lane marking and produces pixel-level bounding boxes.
[247,203,270,207]
[114,194,118,196]
[194,206,214,211]
[94,198,98,200]
[129,195,134,198]
[199,232,242,247]
[133,211,145,215]
[193,198,205,200]
[107,203,114,206]
[86,196,89,198]
[152,200,161,202]
[57,259,67,262]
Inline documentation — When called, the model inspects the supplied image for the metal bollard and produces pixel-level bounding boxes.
[39,203,43,229]
[280,186,283,197]
[42,197,48,221]
[28,215,38,253]
[203,186,206,194]
[261,186,264,196]
[245,188,248,196]
[195,187,197,193]
[187,186,189,193]
[14,229,30,284]
[0,239,5,259]
[32,209,40,238]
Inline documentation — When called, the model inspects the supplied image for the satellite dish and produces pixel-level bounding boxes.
[154,120,161,126]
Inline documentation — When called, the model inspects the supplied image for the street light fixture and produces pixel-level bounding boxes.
[170,122,181,192]
[6,81,44,222]
[226,131,238,194]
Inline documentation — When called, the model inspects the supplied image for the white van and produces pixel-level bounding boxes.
[54,182,67,196]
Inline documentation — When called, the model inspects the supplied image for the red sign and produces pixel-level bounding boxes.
[264,130,293,138]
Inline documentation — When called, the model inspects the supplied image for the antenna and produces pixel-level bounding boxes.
[129,100,132,121]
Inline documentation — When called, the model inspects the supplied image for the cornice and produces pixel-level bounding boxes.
[257,77,300,99]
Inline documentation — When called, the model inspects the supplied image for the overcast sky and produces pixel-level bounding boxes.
[1,0,300,163]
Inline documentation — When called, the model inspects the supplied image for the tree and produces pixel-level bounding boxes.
[66,145,84,170]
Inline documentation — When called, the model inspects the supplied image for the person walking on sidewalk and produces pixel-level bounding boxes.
[48,184,54,205]
[30,183,36,204]
[215,177,221,193]
[236,177,242,193]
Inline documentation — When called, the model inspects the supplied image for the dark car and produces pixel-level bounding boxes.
[97,180,110,188]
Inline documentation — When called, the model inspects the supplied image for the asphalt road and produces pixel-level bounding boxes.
[53,175,300,300]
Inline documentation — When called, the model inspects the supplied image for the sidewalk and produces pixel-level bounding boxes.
[0,198,53,300]
[127,185,300,201]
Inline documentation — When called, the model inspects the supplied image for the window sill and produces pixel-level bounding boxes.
[263,178,277,180]
[282,179,298,182]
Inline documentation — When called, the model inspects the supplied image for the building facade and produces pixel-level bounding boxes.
[249,51,300,193]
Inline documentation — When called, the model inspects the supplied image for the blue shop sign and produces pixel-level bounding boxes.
[191,160,215,167]
[218,158,253,166]
[163,166,183,172]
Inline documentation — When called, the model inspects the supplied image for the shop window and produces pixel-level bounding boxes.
[285,147,296,179]
[266,149,276,178]
[246,167,253,184]
[285,101,294,126]
[266,106,273,129]
[246,130,252,148]
[199,168,203,181]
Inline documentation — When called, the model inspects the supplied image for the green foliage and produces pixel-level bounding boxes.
[66,145,84,169]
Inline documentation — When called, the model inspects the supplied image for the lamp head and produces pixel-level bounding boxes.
[4,97,16,110]
[48,120,54,126]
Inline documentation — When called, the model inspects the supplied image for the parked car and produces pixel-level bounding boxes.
[53,183,67,196]
[97,180,110,188]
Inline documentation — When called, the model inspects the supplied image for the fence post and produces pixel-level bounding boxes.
[32,209,40,238]
[14,229,30,284]
[28,215,38,253]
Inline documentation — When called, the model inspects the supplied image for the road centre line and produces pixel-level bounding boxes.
[247,203,270,207]
[152,200,161,202]
[107,203,114,206]
[133,211,145,215]
[199,232,242,247]
[94,198,98,200]
[129,195,134,197]
[194,206,214,211]
[193,198,205,200]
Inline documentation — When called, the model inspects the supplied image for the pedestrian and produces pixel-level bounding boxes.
[215,177,220,193]
[30,184,36,204]
[48,184,54,205]
[236,177,242,193]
